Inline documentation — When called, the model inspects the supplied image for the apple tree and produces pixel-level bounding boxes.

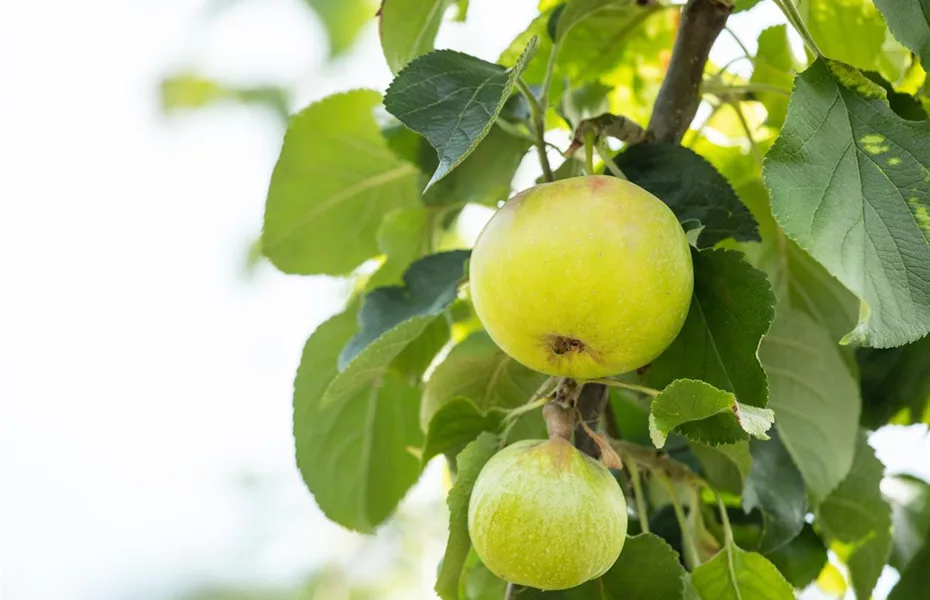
[262,0,930,598]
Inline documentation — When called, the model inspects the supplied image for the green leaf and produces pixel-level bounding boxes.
[421,331,547,429]
[263,90,419,275]
[367,206,430,289]
[889,542,930,600]
[763,57,930,348]
[160,72,289,118]
[384,40,537,189]
[294,310,423,532]
[460,552,506,600]
[425,127,530,207]
[859,336,930,427]
[304,0,375,57]
[644,248,775,409]
[649,379,774,449]
[743,433,806,552]
[518,533,686,600]
[379,0,448,73]
[730,175,860,350]
[691,442,751,496]
[863,71,930,121]
[435,433,499,600]
[422,398,504,463]
[612,143,760,247]
[760,308,860,501]
[816,434,892,600]
[340,250,469,369]
[734,0,763,12]
[599,533,686,599]
[691,546,794,600]
[501,2,669,101]
[751,26,801,128]
[389,316,450,382]
[885,474,930,570]
[764,524,828,589]
[873,0,930,70]
[797,0,888,72]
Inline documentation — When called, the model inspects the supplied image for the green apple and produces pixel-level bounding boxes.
[469,175,693,378]
[467,438,628,590]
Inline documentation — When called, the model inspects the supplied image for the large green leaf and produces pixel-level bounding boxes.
[649,379,774,449]
[424,127,530,207]
[873,0,930,70]
[435,433,499,600]
[500,1,668,100]
[422,398,504,463]
[751,26,801,128]
[764,525,828,589]
[612,144,759,247]
[599,533,686,599]
[645,248,775,409]
[764,58,930,348]
[294,310,423,533]
[889,542,930,600]
[340,250,469,368]
[305,0,376,57]
[691,442,751,496]
[263,91,419,275]
[366,206,430,289]
[885,474,930,570]
[691,546,794,600]
[732,171,860,349]
[421,331,547,428]
[760,308,860,501]
[816,434,892,600]
[384,41,537,189]
[858,336,930,427]
[743,433,806,552]
[519,533,687,599]
[797,0,888,72]
[379,0,448,73]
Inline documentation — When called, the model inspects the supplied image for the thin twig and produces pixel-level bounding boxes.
[504,582,520,600]
[626,457,651,534]
[659,474,700,570]
[701,82,791,97]
[772,0,823,58]
[516,79,554,182]
[730,100,762,166]
[610,439,706,487]
[723,25,752,62]
[715,493,740,597]
[595,144,626,179]
[589,378,660,397]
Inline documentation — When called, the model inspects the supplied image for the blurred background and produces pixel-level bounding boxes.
[1,1,928,599]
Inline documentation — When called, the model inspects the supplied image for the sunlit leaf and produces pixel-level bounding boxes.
[764,58,930,347]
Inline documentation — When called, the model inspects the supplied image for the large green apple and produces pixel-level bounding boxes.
[469,175,693,379]
[468,438,628,590]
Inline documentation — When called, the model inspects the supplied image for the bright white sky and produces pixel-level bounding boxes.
[0,1,927,599]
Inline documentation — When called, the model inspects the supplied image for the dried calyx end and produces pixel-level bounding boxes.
[550,335,585,356]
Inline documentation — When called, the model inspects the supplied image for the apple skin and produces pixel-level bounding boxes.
[469,175,693,379]
[467,438,628,590]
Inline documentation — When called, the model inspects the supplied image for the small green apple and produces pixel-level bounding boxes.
[467,438,628,590]
[469,175,693,378]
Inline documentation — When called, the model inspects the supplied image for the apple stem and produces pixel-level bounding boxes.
[543,402,574,442]
[625,457,651,534]
[659,474,701,570]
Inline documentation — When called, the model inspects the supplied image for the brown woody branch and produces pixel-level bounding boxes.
[574,0,730,457]
[647,0,733,144]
